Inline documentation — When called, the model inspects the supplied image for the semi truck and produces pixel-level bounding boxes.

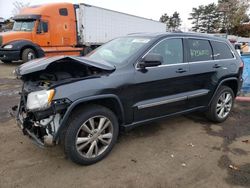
[0,3,165,63]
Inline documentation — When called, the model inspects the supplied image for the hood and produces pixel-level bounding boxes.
[15,56,116,76]
[0,31,32,46]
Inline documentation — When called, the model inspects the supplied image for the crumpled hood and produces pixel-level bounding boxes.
[0,31,32,46]
[15,56,116,76]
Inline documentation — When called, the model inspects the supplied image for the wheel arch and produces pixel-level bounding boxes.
[209,77,238,106]
[3,40,45,59]
[55,94,125,141]
[20,45,38,59]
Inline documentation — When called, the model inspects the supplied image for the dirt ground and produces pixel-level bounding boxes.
[1,61,250,188]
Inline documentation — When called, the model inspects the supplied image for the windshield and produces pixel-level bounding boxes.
[13,20,35,31]
[87,37,152,64]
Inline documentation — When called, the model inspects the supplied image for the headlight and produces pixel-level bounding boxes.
[3,44,13,49]
[26,89,55,111]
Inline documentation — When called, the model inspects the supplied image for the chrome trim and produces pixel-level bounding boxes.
[186,37,236,61]
[137,96,187,110]
[146,62,188,69]
[137,90,209,110]
[188,58,235,65]
[135,36,237,70]
[188,91,209,99]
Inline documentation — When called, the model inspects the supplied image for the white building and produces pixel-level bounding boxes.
[0,17,4,23]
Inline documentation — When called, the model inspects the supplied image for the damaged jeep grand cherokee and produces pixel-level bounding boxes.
[13,33,243,165]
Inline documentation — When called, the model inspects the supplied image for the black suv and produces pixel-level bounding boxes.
[14,32,243,165]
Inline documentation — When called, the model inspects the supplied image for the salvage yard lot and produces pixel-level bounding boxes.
[0,61,250,188]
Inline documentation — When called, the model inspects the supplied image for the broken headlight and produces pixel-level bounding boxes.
[26,89,55,111]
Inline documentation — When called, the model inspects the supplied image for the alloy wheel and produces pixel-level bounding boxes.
[216,92,233,119]
[75,116,113,159]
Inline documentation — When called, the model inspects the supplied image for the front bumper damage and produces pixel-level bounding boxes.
[12,56,114,147]
[12,91,71,147]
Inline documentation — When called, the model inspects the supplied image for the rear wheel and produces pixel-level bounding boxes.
[64,105,119,165]
[22,48,37,63]
[206,86,235,123]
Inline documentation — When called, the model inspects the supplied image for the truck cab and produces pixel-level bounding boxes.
[0,3,81,63]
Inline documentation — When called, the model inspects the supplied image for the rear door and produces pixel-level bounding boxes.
[133,38,193,122]
[186,38,222,108]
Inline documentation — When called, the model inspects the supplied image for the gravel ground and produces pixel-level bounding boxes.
[1,61,250,188]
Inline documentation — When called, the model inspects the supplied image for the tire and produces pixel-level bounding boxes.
[22,48,37,63]
[83,47,92,56]
[64,105,119,165]
[206,86,235,123]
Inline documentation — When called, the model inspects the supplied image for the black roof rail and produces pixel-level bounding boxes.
[127,32,149,35]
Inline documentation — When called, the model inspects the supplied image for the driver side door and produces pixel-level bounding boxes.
[133,38,191,122]
[34,20,51,47]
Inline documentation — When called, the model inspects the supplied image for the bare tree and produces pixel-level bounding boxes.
[12,1,30,16]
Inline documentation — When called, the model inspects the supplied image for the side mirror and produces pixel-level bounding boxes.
[138,53,163,69]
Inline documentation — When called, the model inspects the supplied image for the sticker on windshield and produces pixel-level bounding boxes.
[132,39,150,43]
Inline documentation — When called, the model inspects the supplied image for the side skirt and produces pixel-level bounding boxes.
[121,106,207,131]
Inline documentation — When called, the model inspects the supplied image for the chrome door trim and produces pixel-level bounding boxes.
[136,89,209,110]
[188,90,209,99]
[135,36,236,70]
[137,96,187,110]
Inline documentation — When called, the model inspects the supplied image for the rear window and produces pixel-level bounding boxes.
[211,41,234,60]
[188,39,213,62]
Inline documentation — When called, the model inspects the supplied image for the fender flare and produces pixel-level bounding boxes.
[54,94,125,140]
[208,77,238,106]
[4,40,45,58]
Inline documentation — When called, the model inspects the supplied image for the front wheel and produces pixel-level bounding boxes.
[64,105,119,165]
[206,86,235,123]
[22,48,37,63]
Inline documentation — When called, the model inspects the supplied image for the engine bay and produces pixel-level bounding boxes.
[21,58,110,91]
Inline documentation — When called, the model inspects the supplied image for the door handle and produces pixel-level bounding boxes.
[213,64,221,69]
[176,68,187,73]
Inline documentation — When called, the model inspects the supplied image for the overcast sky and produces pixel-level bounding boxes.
[0,0,218,28]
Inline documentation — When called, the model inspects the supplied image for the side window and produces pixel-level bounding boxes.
[37,21,48,33]
[188,39,212,62]
[149,38,183,65]
[211,41,234,60]
[42,22,48,33]
[59,8,68,16]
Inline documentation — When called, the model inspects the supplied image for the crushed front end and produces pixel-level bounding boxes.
[12,56,114,147]
[15,80,71,147]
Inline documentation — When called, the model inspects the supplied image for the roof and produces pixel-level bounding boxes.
[127,32,229,42]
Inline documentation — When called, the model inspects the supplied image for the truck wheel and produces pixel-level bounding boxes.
[22,48,37,63]
[206,86,235,123]
[64,105,119,165]
[83,47,92,56]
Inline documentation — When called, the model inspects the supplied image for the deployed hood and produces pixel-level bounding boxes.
[15,56,116,76]
[0,31,32,46]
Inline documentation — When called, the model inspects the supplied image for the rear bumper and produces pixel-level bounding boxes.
[0,49,20,61]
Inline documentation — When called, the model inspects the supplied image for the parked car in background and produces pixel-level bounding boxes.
[0,3,165,64]
[13,32,243,165]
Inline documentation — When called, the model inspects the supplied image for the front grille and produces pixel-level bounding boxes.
[0,35,2,46]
